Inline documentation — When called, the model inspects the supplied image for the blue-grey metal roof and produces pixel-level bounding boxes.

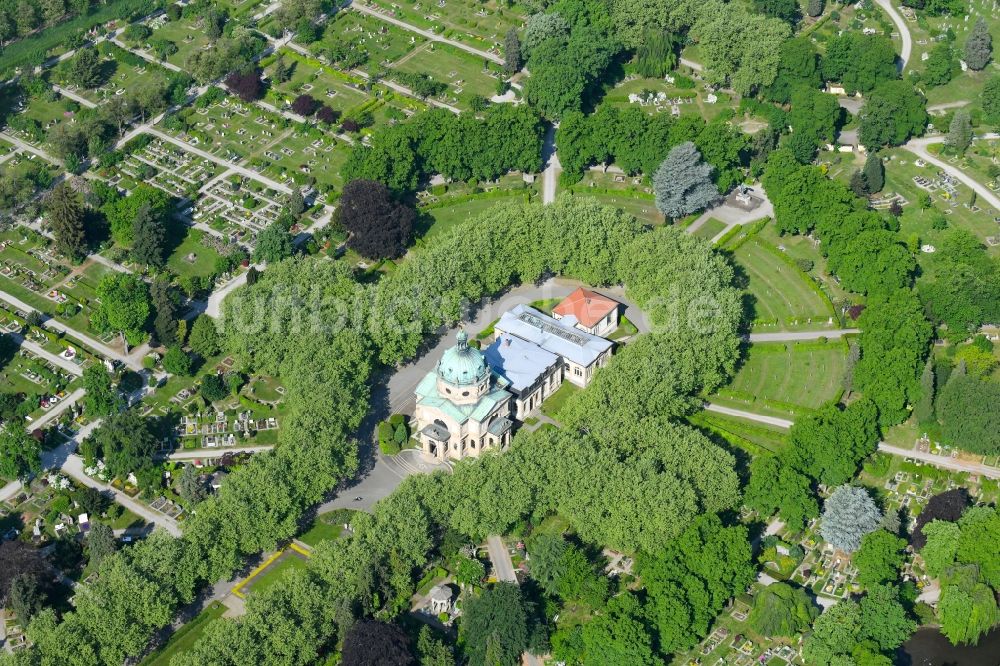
[495,305,613,367]
[484,334,560,394]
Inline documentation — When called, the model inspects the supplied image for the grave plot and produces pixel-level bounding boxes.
[389,42,503,109]
[194,174,286,239]
[357,0,528,53]
[318,10,428,77]
[148,14,213,68]
[249,127,352,194]
[69,49,177,106]
[166,98,289,164]
[263,49,371,113]
[4,92,79,149]
[107,138,222,199]
[604,76,733,122]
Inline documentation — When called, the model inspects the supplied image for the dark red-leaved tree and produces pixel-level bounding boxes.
[291,94,317,116]
[0,541,47,606]
[340,620,414,666]
[316,105,340,125]
[912,488,970,549]
[338,179,415,260]
[224,69,263,102]
[341,118,360,133]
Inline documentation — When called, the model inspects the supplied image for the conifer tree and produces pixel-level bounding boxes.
[965,18,992,71]
[45,182,87,260]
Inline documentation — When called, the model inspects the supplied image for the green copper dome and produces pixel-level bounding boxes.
[437,330,488,386]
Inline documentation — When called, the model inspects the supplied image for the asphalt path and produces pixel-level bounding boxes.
[875,0,912,68]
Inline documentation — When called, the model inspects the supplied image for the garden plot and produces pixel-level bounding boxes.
[357,0,527,53]
[389,42,503,109]
[320,10,427,76]
[110,138,222,199]
[193,174,286,238]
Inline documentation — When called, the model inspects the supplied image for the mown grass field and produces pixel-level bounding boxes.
[711,340,849,418]
[733,237,834,331]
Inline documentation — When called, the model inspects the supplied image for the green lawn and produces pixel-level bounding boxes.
[298,514,345,547]
[711,340,849,418]
[416,192,530,244]
[733,237,835,331]
[358,0,528,52]
[242,551,309,598]
[688,409,789,456]
[263,50,371,113]
[587,193,663,225]
[541,381,580,421]
[150,17,212,68]
[691,218,727,241]
[319,11,427,77]
[165,229,224,280]
[139,601,226,666]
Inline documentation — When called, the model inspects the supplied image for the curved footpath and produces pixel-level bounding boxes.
[904,134,1000,214]
[875,0,912,68]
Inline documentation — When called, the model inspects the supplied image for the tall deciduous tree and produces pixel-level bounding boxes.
[92,273,150,347]
[652,142,719,219]
[82,364,118,417]
[743,455,818,530]
[855,529,907,586]
[965,18,992,71]
[859,81,927,148]
[188,315,220,357]
[460,582,529,666]
[820,485,882,553]
[341,620,414,666]
[338,179,415,259]
[45,181,87,260]
[83,409,158,479]
[748,582,818,637]
[253,223,293,264]
[0,425,41,480]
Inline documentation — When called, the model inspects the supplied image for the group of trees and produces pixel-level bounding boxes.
[557,107,749,191]
[762,148,930,424]
[919,504,1000,645]
[744,399,879,531]
[345,105,544,195]
[519,1,620,119]
[12,61,190,171]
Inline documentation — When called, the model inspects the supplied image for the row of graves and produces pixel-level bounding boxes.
[110,138,221,199]
[193,176,287,241]
[0,238,72,298]
[682,593,805,665]
[182,97,281,165]
[177,410,279,449]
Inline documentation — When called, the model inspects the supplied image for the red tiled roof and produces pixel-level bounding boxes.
[552,288,619,328]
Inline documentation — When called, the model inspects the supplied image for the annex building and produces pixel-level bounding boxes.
[414,295,619,462]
